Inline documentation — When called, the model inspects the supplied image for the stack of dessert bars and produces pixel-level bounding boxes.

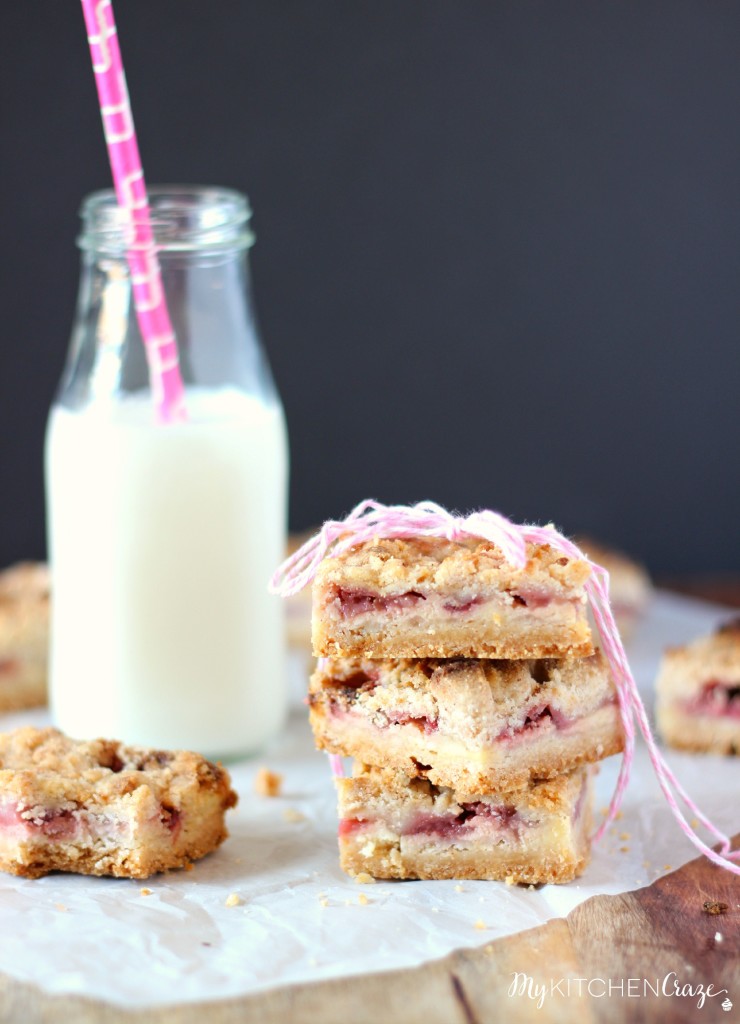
[308,533,624,884]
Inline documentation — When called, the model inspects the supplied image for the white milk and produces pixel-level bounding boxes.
[45,388,289,759]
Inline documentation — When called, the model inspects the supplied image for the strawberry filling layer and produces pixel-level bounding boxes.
[327,691,614,746]
[442,597,486,614]
[334,587,426,618]
[338,817,368,838]
[160,805,183,838]
[383,710,439,735]
[324,696,439,733]
[683,681,740,720]
[496,702,573,743]
[0,802,121,841]
[330,584,578,621]
[339,802,527,843]
[406,802,523,841]
[508,587,553,610]
[0,799,182,843]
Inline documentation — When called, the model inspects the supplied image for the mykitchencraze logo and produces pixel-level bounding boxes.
[508,972,731,1011]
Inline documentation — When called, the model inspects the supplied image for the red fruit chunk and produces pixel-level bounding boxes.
[32,809,77,841]
[338,817,369,837]
[384,710,439,735]
[685,681,740,720]
[335,587,426,618]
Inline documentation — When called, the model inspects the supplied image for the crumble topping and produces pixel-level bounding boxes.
[315,536,591,595]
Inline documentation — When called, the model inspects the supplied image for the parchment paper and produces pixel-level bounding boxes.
[0,591,737,1009]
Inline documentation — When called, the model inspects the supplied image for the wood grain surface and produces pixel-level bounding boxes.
[1,836,736,1024]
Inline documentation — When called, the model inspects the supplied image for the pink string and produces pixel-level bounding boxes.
[80,0,187,423]
[272,499,740,875]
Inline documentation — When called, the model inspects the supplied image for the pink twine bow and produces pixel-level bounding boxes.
[271,499,740,875]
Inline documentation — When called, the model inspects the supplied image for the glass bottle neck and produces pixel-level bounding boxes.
[78,185,254,254]
[57,203,277,413]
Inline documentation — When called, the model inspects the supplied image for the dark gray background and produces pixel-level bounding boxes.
[1,2,738,576]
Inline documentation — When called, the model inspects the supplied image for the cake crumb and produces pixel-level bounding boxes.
[185,862,194,872]
[254,767,283,798]
[474,919,486,930]
[55,903,67,912]
[690,818,699,829]
[504,875,516,886]
[703,900,728,915]
[663,864,672,872]
[224,893,243,908]
[454,884,464,893]
[620,846,630,854]
[357,893,370,906]
[615,810,624,820]
[283,807,306,824]
[619,832,631,841]
[354,872,376,885]
[319,897,329,908]
[140,888,153,896]
[431,907,439,914]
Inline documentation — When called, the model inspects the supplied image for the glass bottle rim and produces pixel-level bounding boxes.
[77,185,255,254]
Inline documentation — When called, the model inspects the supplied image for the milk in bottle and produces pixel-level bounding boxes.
[45,188,289,759]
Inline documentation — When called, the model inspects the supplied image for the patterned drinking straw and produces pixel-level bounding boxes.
[271,499,740,876]
[80,0,186,423]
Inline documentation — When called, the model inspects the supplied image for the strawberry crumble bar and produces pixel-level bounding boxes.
[0,727,237,878]
[310,650,622,791]
[312,536,593,660]
[0,563,50,712]
[337,762,592,884]
[657,619,740,756]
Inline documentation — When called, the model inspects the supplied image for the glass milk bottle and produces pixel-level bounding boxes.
[45,187,289,759]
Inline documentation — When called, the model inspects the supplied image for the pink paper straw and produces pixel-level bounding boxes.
[80,0,186,423]
[272,500,740,876]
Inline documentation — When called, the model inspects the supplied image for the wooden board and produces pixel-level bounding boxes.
[0,835,736,1024]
